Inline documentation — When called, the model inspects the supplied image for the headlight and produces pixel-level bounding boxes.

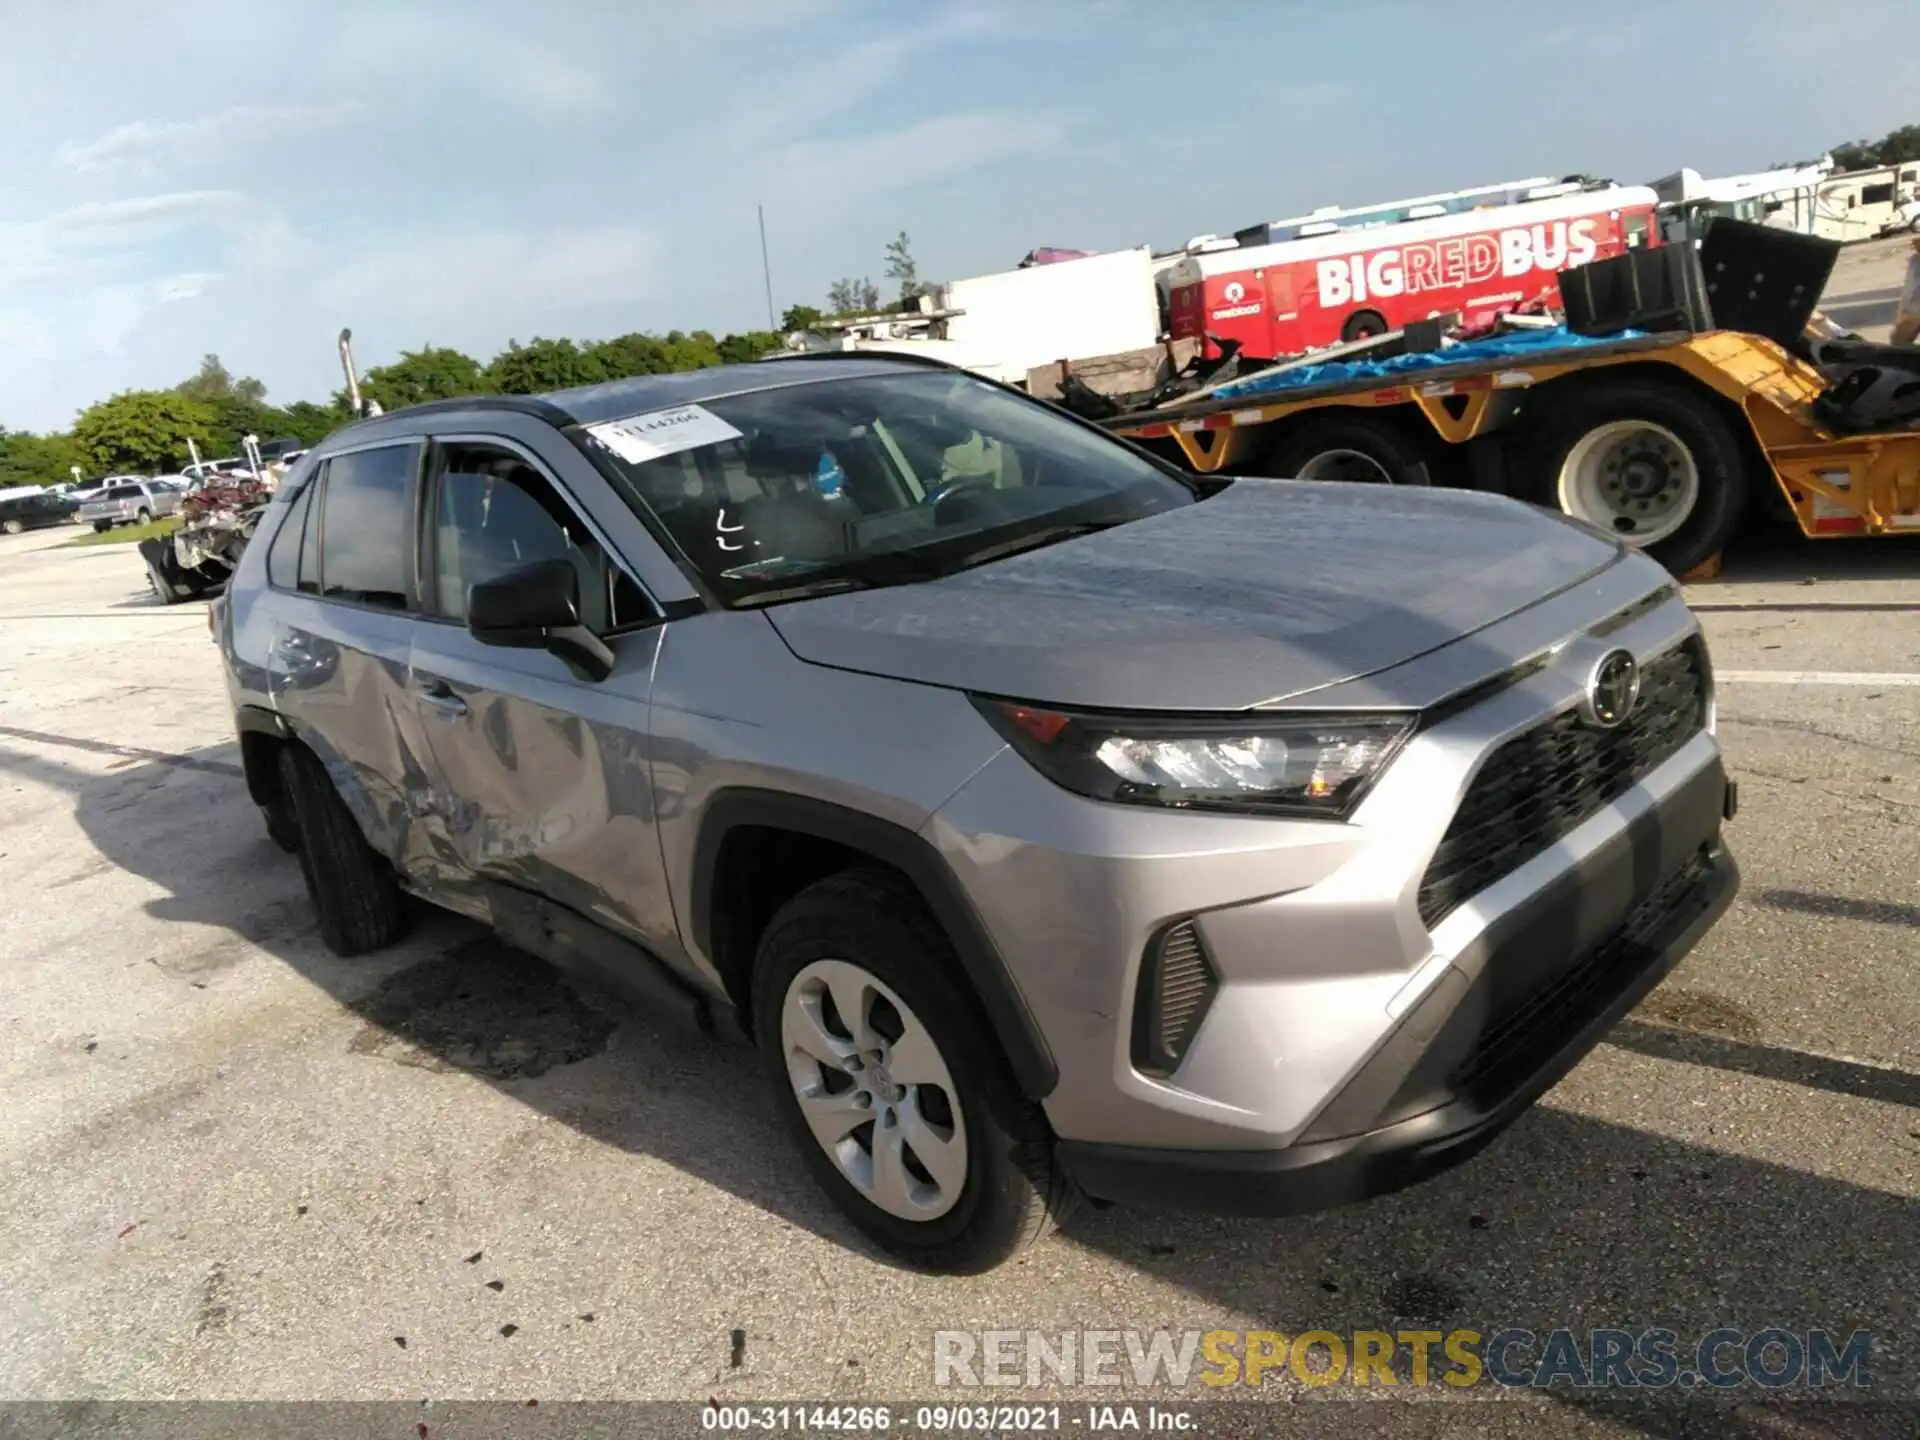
[972,698,1415,819]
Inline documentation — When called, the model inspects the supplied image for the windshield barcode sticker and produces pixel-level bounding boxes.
[585,404,743,465]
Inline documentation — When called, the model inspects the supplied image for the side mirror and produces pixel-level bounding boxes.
[466,558,615,682]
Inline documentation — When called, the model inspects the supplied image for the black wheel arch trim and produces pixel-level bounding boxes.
[234,705,294,808]
[235,704,292,741]
[691,788,1059,1100]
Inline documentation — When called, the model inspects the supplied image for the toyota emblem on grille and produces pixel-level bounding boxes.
[1584,649,1641,729]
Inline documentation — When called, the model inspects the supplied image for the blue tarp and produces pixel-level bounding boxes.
[1210,325,1648,401]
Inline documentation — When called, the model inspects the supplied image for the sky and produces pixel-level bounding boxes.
[2,0,1917,433]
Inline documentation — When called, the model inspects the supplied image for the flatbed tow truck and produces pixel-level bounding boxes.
[1101,237,1920,579]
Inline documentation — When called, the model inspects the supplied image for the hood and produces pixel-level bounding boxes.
[765,479,1622,712]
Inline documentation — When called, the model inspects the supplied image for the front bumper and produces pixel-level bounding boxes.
[1056,762,1739,1216]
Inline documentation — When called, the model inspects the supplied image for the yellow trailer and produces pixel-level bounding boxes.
[1104,329,1920,577]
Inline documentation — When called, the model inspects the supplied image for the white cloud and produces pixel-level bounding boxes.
[753,109,1075,213]
[318,225,661,342]
[153,272,221,303]
[323,13,614,120]
[55,106,350,174]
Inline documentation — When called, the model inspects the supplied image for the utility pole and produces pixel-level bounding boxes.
[758,205,776,331]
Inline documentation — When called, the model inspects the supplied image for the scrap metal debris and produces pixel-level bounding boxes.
[138,473,275,605]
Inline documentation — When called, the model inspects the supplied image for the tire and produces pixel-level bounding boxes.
[1,519,21,536]
[145,558,183,604]
[1265,413,1435,486]
[751,867,1071,1273]
[276,744,407,956]
[136,508,151,524]
[262,800,301,854]
[1523,379,1747,576]
[1341,309,1389,343]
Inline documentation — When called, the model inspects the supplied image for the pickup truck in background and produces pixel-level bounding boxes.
[76,480,182,533]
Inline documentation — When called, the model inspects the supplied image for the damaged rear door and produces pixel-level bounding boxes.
[264,440,441,874]
[405,430,680,968]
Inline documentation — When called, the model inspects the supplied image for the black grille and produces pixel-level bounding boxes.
[1131,920,1219,1077]
[1418,641,1707,930]
[1450,851,1717,1100]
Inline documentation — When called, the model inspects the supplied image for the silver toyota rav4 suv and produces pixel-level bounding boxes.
[215,354,1738,1272]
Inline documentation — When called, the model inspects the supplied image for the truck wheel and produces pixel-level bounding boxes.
[277,744,407,957]
[145,556,184,604]
[751,867,1071,1274]
[1526,379,1746,576]
[1342,310,1389,343]
[1266,414,1434,486]
[136,508,151,523]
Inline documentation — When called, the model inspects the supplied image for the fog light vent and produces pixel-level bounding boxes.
[1131,919,1219,1078]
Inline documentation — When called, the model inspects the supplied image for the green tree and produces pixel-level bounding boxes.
[826,277,881,315]
[359,346,489,410]
[588,332,675,379]
[780,304,826,332]
[0,428,84,489]
[1828,123,1920,171]
[205,396,297,459]
[657,329,723,372]
[280,400,348,446]
[884,231,922,305]
[483,337,609,394]
[72,391,219,474]
[715,331,783,364]
[1831,139,1877,171]
[1876,123,1920,165]
[175,353,267,405]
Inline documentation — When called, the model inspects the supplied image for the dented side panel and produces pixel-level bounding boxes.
[266,594,438,873]
[405,619,681,977]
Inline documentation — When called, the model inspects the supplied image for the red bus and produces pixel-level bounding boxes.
[1165,185,1662,359]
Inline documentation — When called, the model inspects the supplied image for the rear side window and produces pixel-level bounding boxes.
[266,481,316,590]
[107,485,141,500]
[317,445,416,610]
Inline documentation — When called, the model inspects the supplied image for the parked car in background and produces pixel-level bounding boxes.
[0,486,78,534]
[216,353,1739,1271]
[76,479,181,532]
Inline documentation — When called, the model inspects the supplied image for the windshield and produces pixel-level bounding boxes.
[575,368,1198,606]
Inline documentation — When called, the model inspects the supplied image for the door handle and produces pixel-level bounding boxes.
[415,677,468,717]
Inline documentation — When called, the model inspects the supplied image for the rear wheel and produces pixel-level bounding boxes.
[1266,414,1435,487]
[277,744,407,956]
[1341,309,1389,343]
[1524,379,1747,576]
[752,867,1070,1273]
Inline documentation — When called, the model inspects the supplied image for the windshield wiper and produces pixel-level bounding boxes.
[731,575,875,608]
[943,520,1119,573]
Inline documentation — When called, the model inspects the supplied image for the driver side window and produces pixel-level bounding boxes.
[429,441,653,633]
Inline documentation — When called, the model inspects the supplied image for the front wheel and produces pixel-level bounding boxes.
[1524,379,1747,576]
[135,508,151,524]
[1,519,21,536]
[752,868,1070,1273]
